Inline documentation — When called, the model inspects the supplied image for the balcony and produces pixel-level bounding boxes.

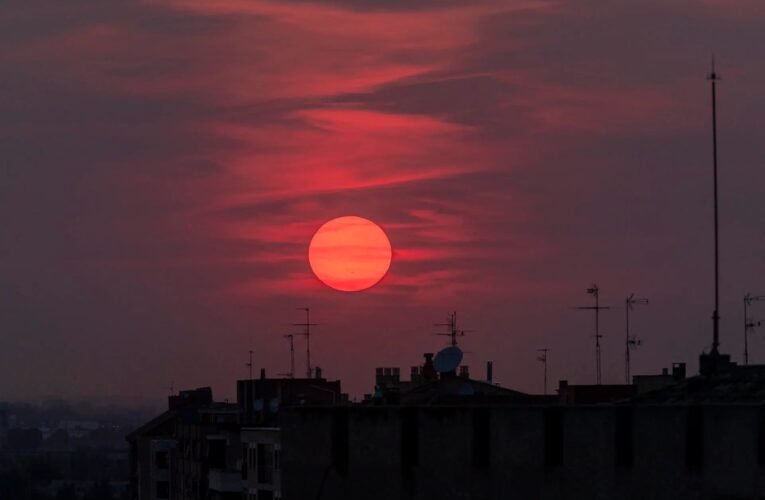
[208,470,241,492]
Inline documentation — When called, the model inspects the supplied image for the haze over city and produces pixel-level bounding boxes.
[2,0,765,404]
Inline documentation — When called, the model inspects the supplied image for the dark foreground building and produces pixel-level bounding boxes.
[281,364,765,500]
[127,375,343,500]
[129,352,765,500]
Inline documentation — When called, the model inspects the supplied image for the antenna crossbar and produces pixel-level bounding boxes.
[537,348,549,395]
[573,284,610,385]
[744,294,765,364]
[625,293,649,383]
[294,307,318,378]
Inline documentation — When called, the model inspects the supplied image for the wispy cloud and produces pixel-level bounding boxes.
[2,0,765,398]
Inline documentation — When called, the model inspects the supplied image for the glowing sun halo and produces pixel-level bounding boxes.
[308,216,392,292]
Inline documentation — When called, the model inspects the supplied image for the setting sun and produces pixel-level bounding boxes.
[308,216,392,292]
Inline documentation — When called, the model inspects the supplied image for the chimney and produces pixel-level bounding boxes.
[672,362,686,380]
[558,380,569,404]
[662,368,669,376]
[260,368,266,380]
[315,366,322,379]
[486,361,493,383]
[459,365,469,378]
[422,353,437,381]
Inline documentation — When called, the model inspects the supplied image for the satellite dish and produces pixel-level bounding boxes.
[433,346,463,373]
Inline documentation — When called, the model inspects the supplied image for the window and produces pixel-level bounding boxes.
[472,408,490,468]
[156,480,169,499]
[208,438,226,469]
[155,451,169,470]
[544,408,564,466]
[614,407,633,467]
[331,409,349,476]
[257,444,274,484]
[400,408,418,468]
[258,490,274,500]
[250,446,257,475]
[241,444,248,480]
[686,407,703,471]
[759,407,765,465]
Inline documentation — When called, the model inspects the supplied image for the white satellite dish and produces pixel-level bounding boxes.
[433,346,463,373]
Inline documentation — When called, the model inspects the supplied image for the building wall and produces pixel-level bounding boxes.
[149,439,174,500]
[128,416,176,500]
[281,405,765,500]
[242,428,282,500]
[173,420,203,500]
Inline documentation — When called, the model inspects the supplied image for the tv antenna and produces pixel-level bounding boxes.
[280,334,296,378]
[743,293,765,365]
[537,348,549,395]
[246,349,254,381]
[573,284,610,385]
[434,311,465,347]
[625,293,648,384]
[294,307,318,378]
[708,58,722,355]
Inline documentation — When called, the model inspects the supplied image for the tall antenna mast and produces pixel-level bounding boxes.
[294,307,318,378]
[708,58,721,354]
[743,293,765,365]
[625,293,648,384]
[537,348,549,395]
[434,311,464,347]
[246,349,254,381]
[573,284,610,385]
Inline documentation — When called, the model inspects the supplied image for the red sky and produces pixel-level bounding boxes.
[1,0,765,402]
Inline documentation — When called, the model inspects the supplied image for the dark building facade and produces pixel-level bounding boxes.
[128,375,344,500]
[130,353,765,500]
[237,374,343,427]
[279,366,765,500]
[127,388,241,500]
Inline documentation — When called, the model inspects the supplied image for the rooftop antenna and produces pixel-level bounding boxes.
[169,381,174,395]
[573,284,611,385]
[708,57,722,355]
[434,311,465,347]
[537,348,549,395]
[246,349,254,381]
[280,334,296,378]
[625,293,649,384]
[294,307,318,378]
[743,293,765,365]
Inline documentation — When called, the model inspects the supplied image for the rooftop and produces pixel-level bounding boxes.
[633,364,765,404]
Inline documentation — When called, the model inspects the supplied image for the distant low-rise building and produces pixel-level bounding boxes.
[633,362,687,394]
